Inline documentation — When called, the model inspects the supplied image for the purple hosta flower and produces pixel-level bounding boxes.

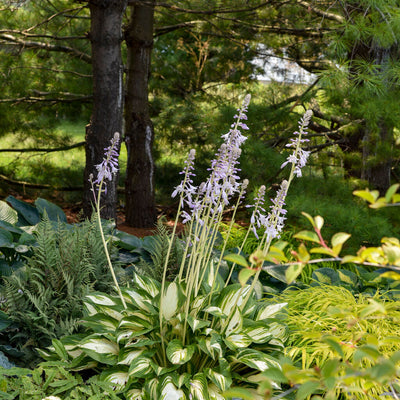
[89,132,120,197]
[248,185,267,239]
[264,180,288,242]
[281,110,313,177]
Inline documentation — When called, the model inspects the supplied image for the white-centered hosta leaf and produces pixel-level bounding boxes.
[256,302,287,320]
[100,367,129,390]
[202,306,225,318]
[118,348,145,365]
[207,383,225,400]
[224,308,243,336]
[205,368,232,392]
[132,273,160,298]
[189,373,209,400]
[80,337,119,365]
[159,376,187,400]
[162,282,179,320]
[167,339,195,365]
[218,284,250,316]
[125,389,144,400]
[86,293,117,306]
[187,314,210,332]
[224,333,252,350]
[243,325,273,344]
[235,348,281,372]
[129,356,153,378]
[124,289,152,312]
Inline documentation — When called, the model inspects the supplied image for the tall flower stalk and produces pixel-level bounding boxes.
[89,132,126,309]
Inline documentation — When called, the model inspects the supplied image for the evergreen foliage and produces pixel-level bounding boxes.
[1,216,117,359]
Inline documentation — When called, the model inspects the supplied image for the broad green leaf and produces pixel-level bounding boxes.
[166,339,195,365]
[264,246,288,263]
[238,268,256,286]
[129,356,153,378]
[115,230,143,250]
[35,198,67,223]
[0,200,18,225]
[162,282,179,320]
[0,229,13,248]
[353,189,379,204]
[293,230,320,243]
[380,271,400,280]
[341,255,363,264]
[296,380,321,400]
[331,232,351,248]
[0,310,12,331]
[187,314,210,332]
[383,244,400,265]
[309,247,334,256]
[256,302,287,320]
[301,212,316,228]
[223,253,249,268]
[223,387,263,400]
[285,263,303,284]
[321,336,344,358]
[159,376,186,400]
[189,373,209,400]
[337,269,358,285]
[6,195,40,226]
[52,338,69,361]
[385,183,400,203]
[369,198,387,209]
[314,215,324,231]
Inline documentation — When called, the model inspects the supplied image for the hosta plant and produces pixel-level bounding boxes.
[39,272,288,399]
[38,96,312,399]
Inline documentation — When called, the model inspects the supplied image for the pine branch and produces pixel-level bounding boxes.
[0,141,85,153]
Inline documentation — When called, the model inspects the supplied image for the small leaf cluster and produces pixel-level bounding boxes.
[39,272,288,399]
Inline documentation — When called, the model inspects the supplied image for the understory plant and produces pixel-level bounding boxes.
[38,96,313,399]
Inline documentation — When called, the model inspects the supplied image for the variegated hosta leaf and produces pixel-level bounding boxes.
[265,322,288,342]
[204,368,232,391]
[129,356,154,378]
[242,324,273,344]
[197,332,223,359]
[85,292,118,307]
[125,388,144,400]
[187,314,210,333]
[224,308,243,336]
[217,284,251,316]
[159,375,187,400]
[224,333,252,350]
[143,377,159,400]
[100,367,129,391]
[162,281,181,321]
[166,339,196,365]
[207,383,225,400]
[79,336,119,365]
[124,288,154,313]
[82,313,119,333]
[234,348,281,372]
[256,302,288,321]
[202,306,225,319]
[132,272,160,298]
[118,312,153,330]
[117,347,145,365]
[151,362,180,377]
[191,294,209,311]
[189,373,210,400]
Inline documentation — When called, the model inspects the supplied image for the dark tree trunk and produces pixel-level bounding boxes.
[124,0,157,228]
[83,0,127,220]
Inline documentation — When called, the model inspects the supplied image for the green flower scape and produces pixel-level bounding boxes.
[0,96,400,400]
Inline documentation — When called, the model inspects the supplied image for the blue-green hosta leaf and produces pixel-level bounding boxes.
[217,284,251,316]
[189,373,209,400]
[187,314,210,333]
[224,333,252,350]
[234,348,281,372]
[243,324,273,344]
[80,336,119,365]
[100,367,129,391]
[82,313,119,333]
[224,308,243,336]
[0,229,13,248]
[159,376,187,400]
[166,339,196,365]
[205,368,232,392]
[117,347,145,365]
[6,195,40,226]
[132,272,160,298]
[0,200,18,225]
[256,302,287,321]
[129,356,154,378]
[35,198,67,223]
[162,282,181,320]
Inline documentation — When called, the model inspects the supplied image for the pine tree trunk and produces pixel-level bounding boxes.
[124,1,157,228]
[83,0,126,220]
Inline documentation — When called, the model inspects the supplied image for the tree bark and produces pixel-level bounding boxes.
[124,0,157,228]
[83,0,127,220]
